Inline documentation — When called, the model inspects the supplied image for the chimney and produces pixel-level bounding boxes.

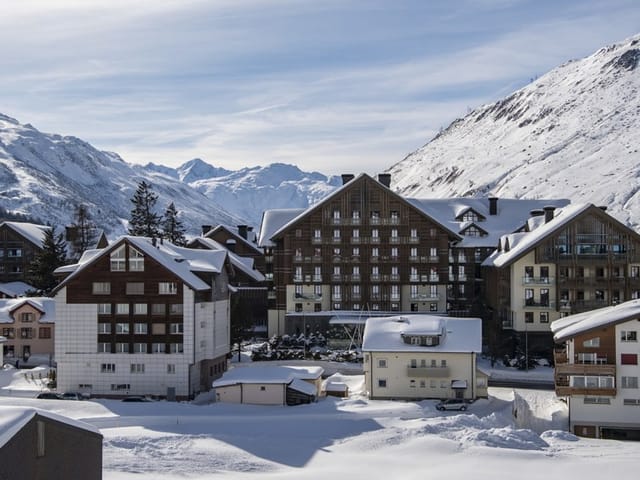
[488,197,498,215]
[237,225,248,239]
[530,209,545,217]
[225,239,236,253]
[378,173,391,188]
[543,206,556,223]
[341,174,354,185]
[201,225,212,236]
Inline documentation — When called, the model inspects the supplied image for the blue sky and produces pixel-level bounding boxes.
[2,0,639,175]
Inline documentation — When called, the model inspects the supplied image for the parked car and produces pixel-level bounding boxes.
[121,396,152,402]
[61,392,87,400]
[36,392,62,400]
[435,399,468,411]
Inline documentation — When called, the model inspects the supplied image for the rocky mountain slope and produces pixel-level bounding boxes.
[388,34,640,228]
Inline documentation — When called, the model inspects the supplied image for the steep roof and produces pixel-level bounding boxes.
[551,299,640,342]
[482,203,629,268]
[0,297,55,323]
[362,314,482,353]
[1,221,49,248]
[53,236,228,293]
[0,281,34,298]
[205,224,263,254]
[257,208,305,247]
[407,197,570,248]
[0,406,100,449]
[189,237,265,282]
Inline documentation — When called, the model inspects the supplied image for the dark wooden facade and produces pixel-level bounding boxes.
[0,223,44,283]
[0,412,103,480]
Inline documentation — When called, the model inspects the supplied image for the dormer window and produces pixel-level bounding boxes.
[402,334,441,346]
[461,225,486,237]
[462,211,479,222]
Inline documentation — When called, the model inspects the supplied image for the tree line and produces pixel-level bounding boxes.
[28,180,187,295]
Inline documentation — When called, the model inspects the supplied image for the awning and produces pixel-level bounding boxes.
[451,380,468,389]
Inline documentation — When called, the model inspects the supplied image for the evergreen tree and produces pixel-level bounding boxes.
[69,204,97,260]
[128,181,161,238]
[28,227,67,295]
[161,202,187,246]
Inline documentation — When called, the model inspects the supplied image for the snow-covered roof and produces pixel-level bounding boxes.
[289,377,317,396]
[55,236,229,293]
[257,208,305,247]
[206,224,263,254]
[482,203,594,268]
[407,197,570,248]
[0,281,34,298]
[212,365,324,388]
[551,299,640,342]
[0,297,56,323]
[189,237,265,283]
[1,221,49,248]
[0,406,100,449]
[362,314,482,353]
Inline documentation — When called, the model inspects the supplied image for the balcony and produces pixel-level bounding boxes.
[313,275,322,282]
[311,237,322,244]
[409,275,420,282]
[523,300,554,309]
[407,366,450,377]
[408,237,419,244]
[554,361,617,396]
[522,277,554,285]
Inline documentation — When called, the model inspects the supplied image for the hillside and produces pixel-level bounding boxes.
[388,34,640,228]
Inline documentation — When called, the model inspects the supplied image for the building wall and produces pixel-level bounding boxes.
[565,319,640,437]
[364,351,476,400]
[0,223,43,283]
[1,303,54,360]
[0,415,102,480]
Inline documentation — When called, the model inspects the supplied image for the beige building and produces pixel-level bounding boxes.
[212,365,323,405]
[0,298,55,364]
[362,315,486,400]
[551,299,640,439]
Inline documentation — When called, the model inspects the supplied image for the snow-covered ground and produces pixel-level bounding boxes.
[0,362,638,479]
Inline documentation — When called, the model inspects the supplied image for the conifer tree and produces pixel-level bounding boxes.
[69,204,97,260]
[28,227,67,294]
[161,202,187,246]
[128,181,161,238]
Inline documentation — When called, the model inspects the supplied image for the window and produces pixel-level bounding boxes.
[20,312,34,322]
[167,364,176,374]
[152,304,165,315]
[583,337,600,348]
[525,288,534,306]
[169,304,183,315]
[20,328,33,339]
[116,303,129,315]
[126,282,145,295]
[377,379,387,388]
[98,303,111,315]
[110,245,126,271]
[38,327,51,339]
[378,359,387,368]
[540,312,549,324]
[92,282,111,295]
[441,359,447,367]
[115,343,129,353]
[134,323,148,334]
[134,303,148,315]
[621,354,638,365]
[430,303,438,312]
[170,343,183,353]
[621,331,638,342]
[584,397,611,405]
[152,343,166,353]
[111,384,130,391]
[129,247,144,271]
[159,282,178,295]
[98,342,110,353]
[130,363,145,374]
[524,266,534,282]
[621,376,639,389]
[116,323,129,334]
[540,288,549,306]
[7,248,22,257]
[101,363,116,373]
[2,327,14,339]
[333,229,340,240]
[98,322,112,334]
[133,343,147,353]
[152,323,166,335]
[525,312,534,323]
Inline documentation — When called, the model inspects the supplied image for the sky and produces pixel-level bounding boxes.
[1,1,640,176]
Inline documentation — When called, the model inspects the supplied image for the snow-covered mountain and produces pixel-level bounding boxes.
[0,114,340,236]
[388,34,640,229]
[0,114,243,237]
[142,161,341,226]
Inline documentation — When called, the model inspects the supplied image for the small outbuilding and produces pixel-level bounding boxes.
[213,365,324,405]
[0,406,103,480]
